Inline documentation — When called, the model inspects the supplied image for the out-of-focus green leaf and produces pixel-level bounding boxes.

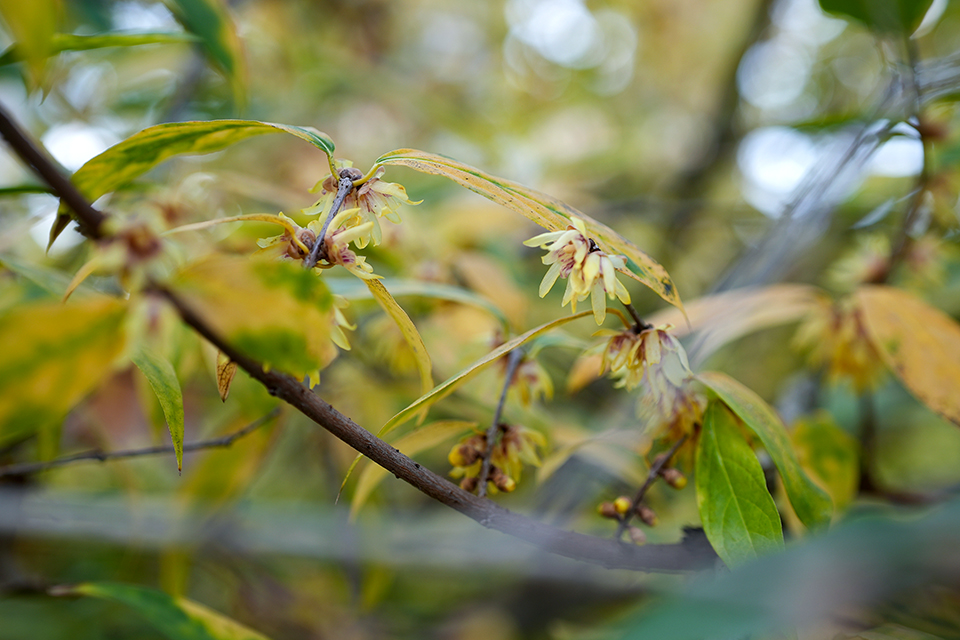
[164,0,245,105]
[131,346,184,472]
[0,254,86,298]
[0,297,126,448]
[0,0,59,87]
[379,310,593,438]
[818,0,934,34]
[171,255,335,383]
[365,279,433,395]
[375,149,683,312]
[52,581,271,640]
[51,120,334,248]
[857,285,960,428]
[0,184,53,195]
[351,420,476,517]
[0,31,197,65]
[792,412,860,512]
[326,277,509,327]
[697,402,783,567]
[698,371,833,530]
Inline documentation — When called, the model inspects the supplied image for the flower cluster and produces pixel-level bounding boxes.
[448,424,546,494]
[524,218,631,325]
[600,325,706,440]
[794,296,886,392]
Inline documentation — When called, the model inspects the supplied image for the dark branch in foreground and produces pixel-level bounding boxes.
[0,409,280,479]
[0,102,717,573]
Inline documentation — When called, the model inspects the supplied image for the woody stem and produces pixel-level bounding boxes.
[477,349,524,498]
[305,174,355,269]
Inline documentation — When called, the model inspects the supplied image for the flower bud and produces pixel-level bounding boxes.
[661,468,687,490]
[460,476,478,493]
[635,504,659,527]
[628,527,647,545]
[598,502,619,519]
[613,496,632,516]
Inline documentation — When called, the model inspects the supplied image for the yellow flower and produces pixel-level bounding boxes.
[330,295,356,351]
[309,162,420,248]
[524,218,630,324]
[448,424,546,494]
[601,325,706,440]
[255,212,314,259]
[308,207,379,280]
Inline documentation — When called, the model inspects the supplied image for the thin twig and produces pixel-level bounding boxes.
[0,409,281,479]
[623,302,652,332]
[477,349,524,498]
[304,175,355,269]
[615,434,689,540]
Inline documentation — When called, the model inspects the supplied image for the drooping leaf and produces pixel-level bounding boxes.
[131,346,185,472]
[216,351,237,402]
[818,0,934,34]
[164,0,246,105]
[51,120,334,248]
[698,371,833,530]
[379,310,593,438]
[350,420,476,517]
[791,412,860,512]
[857,285,960,428]
[0,297,126,447]
[52,581,271,640]
[696,402,784,567]
[375,149,682,312]
[0,0,59,87]
[170,255,336,383]
[365,279,433,395]
[325,276,509,327]
[0,32,197,66]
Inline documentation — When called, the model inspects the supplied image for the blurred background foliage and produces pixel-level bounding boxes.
[2,0,960,638]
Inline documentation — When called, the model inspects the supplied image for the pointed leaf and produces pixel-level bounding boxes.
[365,279,433,395]
[0,32,198,66]
[857,285,960,428]
[132,347,185,472]
[379,311,593,438]
[165,0,246,104]
[0,0,59,87]
[351,420,476,517]
[698,371,833,530]
[216,351,237,402]
[0,297,126,447]
[52,120,334,248]
[697,402,784,567]
[375,149,682,311]
[53,581,271,640]
[171,255,336,382]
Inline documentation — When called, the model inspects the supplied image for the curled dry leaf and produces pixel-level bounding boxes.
[216,351,237,402]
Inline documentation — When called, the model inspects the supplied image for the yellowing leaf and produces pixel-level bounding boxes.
[857,285,960,428]
[171,255,336,382]
[379,310,593,438]
[53,581,271,640]
[0,297,126,447]
[792,413,860,512]
[365,279,433,395]
[132,346,185,472]
[375,149,682,312]
[696,402,784,567]
[350,420,476,518]
[698,371,833,530]
[0,0,59,88]
[216,351,237,402]
[52,120,334,248]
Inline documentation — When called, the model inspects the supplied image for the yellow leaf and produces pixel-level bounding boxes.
[365,279,433,395]
[857,285,960,427]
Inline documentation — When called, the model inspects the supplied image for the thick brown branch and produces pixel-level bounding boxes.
[0,409,280,479]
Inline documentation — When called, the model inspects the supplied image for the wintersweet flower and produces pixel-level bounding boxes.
[309,162,420,248]
[330,295,356,351]
[448,424,546,494]
[601,325,706,440]
[524,218,630,325]
[309,207,379,280]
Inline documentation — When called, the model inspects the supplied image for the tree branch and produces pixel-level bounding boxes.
[0,409,280,479]
[614,434,688,540]
[0,103,717,573]
[477,348,523,498]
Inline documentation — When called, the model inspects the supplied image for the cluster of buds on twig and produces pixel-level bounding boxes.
[448,423,545,494]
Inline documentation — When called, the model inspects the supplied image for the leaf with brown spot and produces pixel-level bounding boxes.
[216,351,237,402]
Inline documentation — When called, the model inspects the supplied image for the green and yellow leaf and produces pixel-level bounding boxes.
[375,149,682,311]
[696,402,784,567]
[131,346,185,472]
[365,279,433,395]
[791,412,860,512]
[698,371,833,530]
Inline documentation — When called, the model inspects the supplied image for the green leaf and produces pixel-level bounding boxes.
[375,149,683,312]
[379,310,594,438]
[365,279,433,395]
[350,420,476,517]
[0,0,59,87]
[52,120,334,249]
[325,276,509,327]
[698,371,833,530]
[165,0,246,105]
[131,347,185,472]
[818,0,934,34]
[696,402,784,567]
[170,255,336,383]
[53,581,271,640]
[791,412,860,512]
[0,297,127,448]
[0,32,198,66]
